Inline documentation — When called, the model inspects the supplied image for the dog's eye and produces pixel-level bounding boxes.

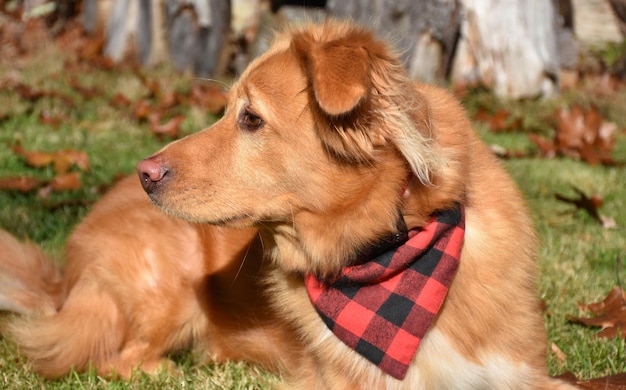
[238,110,264,131]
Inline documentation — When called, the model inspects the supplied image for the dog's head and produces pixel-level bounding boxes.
[137,21,463,275]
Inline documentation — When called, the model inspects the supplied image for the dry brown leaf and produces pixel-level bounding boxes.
[528,133,557,159]
[550,343,567,367]
[78,32,106,61]
[69,77,100,99]
[11,144,55,167]
[554,186,616,229]
[587,72,624,97]
[0,176,44,192]
[529,104,618,165]
[558,371,626,390]
[190,83,228,114]
[53,149,90,174]
[133,67,160,98]
[39,110,62,128]
[48,172,81,191]
[110,93,132,108]
[474,108,523,133]
[37,174,82,198]
[133,100,152,121]
[554,186,603,223]
[13,82,74,108]
[568,286,626,339]
[10,144,90,174]
[150,114,185,139]
[157,90,184,111]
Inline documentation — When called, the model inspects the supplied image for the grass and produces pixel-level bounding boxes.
[1,30,626,388]
[0,337,280,389]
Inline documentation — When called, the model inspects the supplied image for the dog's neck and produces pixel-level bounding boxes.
[261,161,457,279]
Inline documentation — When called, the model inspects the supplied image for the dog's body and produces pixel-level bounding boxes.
[0,176,303,378]
[1,21,574,388]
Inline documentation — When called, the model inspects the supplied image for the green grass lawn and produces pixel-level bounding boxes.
[0,36,625,389]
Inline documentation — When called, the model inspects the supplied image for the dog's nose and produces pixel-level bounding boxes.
[136,158,168,194]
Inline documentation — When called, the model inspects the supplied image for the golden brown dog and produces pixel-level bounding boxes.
[135,21,576,389]
[1,20,576,389]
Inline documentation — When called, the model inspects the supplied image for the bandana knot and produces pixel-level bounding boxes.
[304,203,465,380]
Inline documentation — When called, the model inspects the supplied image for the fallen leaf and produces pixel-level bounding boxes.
[14,83,46,101]
[53,19,88,54]
[89,54,116,70]
[550,343,567,367]
[150,114,185,139]
[75,27,106,60]
[568,286,626,339]
[588,72,624,97]
[157,90,184,111]
[133,67,160,98]
[110,93,132,108]
[13,82,74,108]
[133,100,152,121]
[48,172,81,191]
[558,371,626,389]
[11,143,55,168]
[474,108,523,133]
[190,83,228,114]
[529,104,619,165]
[39,110,62,128]
[10,143,90,174]
[53,149,90,173]
[554,186,603,224]
[555,104,592,155]
[69,77,100,99]
[0,113,11,124]
[528,133,557,159]
[0,176,44,192]
[556,104,616,165]
[554,186,616,229]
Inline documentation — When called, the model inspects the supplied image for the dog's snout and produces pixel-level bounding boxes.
[136,158,169,194]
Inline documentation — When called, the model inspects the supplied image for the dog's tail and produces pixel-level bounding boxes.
[0,229,64,315]
[0,229,124,377]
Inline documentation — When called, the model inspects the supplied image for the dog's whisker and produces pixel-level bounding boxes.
[193,77,232,90]
[232,244,252,285]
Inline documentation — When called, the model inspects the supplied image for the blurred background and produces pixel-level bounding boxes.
[3,0,625,99]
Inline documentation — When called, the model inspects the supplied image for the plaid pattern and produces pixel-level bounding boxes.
[304,204,465,380]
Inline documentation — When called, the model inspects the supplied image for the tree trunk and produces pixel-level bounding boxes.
[84,0,231,77]
[451,0,559,98]
[572,0,623,44]
[166,0,231,77]
[608,0,626,35]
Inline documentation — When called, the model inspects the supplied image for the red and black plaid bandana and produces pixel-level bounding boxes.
[304,203,465,380]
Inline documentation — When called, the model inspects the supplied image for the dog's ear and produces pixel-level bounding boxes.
[293,31,371,116]
[291,25,439,185]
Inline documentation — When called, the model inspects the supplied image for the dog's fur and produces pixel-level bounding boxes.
[0,176,304,378]
[0,21,575,389]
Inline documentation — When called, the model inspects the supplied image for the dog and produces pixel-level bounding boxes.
[134,21,576,389]
[1,20,575,389]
